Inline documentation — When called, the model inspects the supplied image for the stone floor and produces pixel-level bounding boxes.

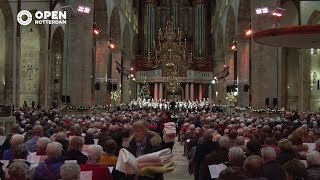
[164,140,193,180]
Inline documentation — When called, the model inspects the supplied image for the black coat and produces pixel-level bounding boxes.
[63,150,88,164]
[262,160,286,180]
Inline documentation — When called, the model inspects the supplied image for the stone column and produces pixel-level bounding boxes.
[199,83,202,100]
[144,0,156,57]
[208,84,212,100]
[193,0,207,58]
[137,83,141,98]
[298,50,311,111]
[66,0,94,106]
[154,82,158,100]
[95,39,108,105]
[190,83,194,100]
[171,0,179,31]
[159,82,163,100]
[15,37,21,107]
[237,40,250,107]
[185,83,189,100]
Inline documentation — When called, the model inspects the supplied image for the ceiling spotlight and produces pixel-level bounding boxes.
[272,7,285,17]
[255,7,269,15]
[245,29,252,36]
[109,43,115,49]
[78,6,90,14]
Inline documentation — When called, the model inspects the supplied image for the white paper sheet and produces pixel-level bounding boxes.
[108,167,114,173]
[303,143,316,151]
[80,171,92,180]
[208,163,227,179]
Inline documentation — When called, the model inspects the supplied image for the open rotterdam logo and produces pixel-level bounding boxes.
[17,10,67,26]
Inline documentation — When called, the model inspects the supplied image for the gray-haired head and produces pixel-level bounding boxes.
[46,142,63,158]
[307,151,320,166]
[60,162,80,180]
[261,146,276,162]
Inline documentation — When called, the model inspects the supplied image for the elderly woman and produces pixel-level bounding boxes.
[3,134,25,160]
[306,151,320,180]
[128,120,163,180]
[277,139,298,165]
[227,147,246,167]
[60,162,80,180]
[34,142,65,180]
[64,136,88,164]
[80,145,112,180]
[7,160,29,180]
[36,137,50,156]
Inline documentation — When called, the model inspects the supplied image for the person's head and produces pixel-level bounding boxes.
[218,166,246,180]
[243,155,264,178]
[55,132,67,141]
[278,138,293,153]
[8,160,29,180]
[10,134,25,148]
[219,136,232,150]
[60,162,80,180]
[104,139,117,154]
[132,120,148,142]
[261,147,277,163]
[68,136,84,152]
[13,144,28,159]
[37,137,50,153]
[46,142,63,158]
[306,151,320,167]
[315,138,320,152]
[32,125,43,137]
[283,159,307,180]
[87,145,103,164]
[202,129,214,142]
[11,124,21,134]
[228,147,245,167]
[0,126,5,136]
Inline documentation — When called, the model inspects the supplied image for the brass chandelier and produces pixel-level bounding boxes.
[147,19,192,93]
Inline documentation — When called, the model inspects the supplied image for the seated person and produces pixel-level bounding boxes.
[100,139,118,166]
[63,136,88,164]
[60,162,80,180]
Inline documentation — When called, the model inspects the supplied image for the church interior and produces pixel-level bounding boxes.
[0,0,320,180]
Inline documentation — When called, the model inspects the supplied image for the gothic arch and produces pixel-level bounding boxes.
[50,26,64,107]
[225,6,235,47]
[0,1,14,104]
[237,0,250,32]
[307,10,320,24]
[281,1,299,27]
[110,7,121,47]
[94,0,108,33]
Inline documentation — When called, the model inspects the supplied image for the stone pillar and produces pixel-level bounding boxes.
[237,40,250,107]
[154,82,158,100]
[95,39,108,105]
[199,83,202,100]
[159,82,163,100]
[298,50,311,111]
[15,37,21,107]
[144,0,156,57]
[171,0,179,31]
[137,83,141,98]
[185,83,189,100]
[193,0,207,58]
[190,83,194,100]
[208,84,212,100]
[67,0,94,106]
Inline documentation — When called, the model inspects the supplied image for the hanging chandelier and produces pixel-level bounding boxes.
[147,18,192,93]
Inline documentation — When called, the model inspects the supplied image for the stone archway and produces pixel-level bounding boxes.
[50,27,64,107]
[0,1,14,105]
[20,10,46,107]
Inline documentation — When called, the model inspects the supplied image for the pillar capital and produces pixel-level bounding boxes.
[144,0,156,5]
[192,0,208,6]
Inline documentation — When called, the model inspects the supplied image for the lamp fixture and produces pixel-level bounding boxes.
[77,6,90,14]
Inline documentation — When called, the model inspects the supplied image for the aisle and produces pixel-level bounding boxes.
[164,140,193,180]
